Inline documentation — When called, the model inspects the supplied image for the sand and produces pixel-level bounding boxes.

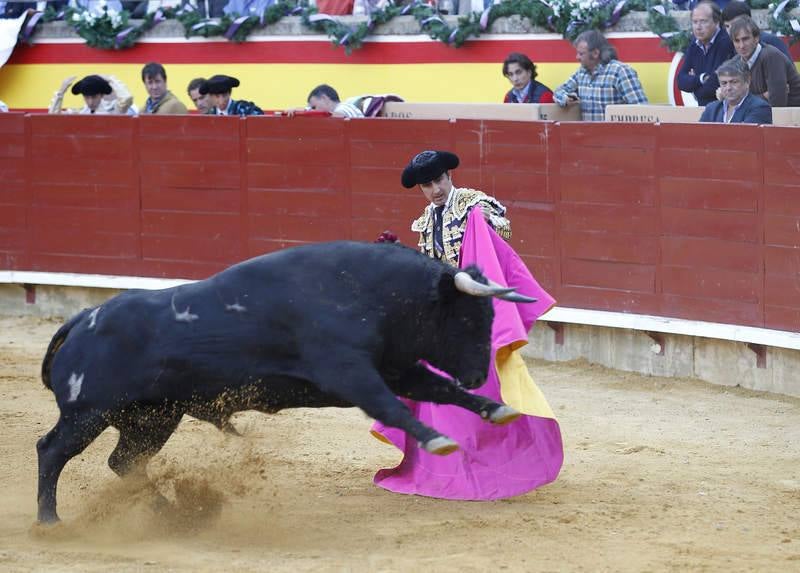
[1,314,799,572]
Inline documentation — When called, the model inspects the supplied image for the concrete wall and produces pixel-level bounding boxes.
[526,321,800,399]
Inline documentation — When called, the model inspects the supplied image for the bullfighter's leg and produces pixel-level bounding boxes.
[391,366,521,425]
[37,411,109,523]
[315,365,460,455]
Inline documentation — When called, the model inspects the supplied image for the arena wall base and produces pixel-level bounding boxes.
[2,281,799,400]
[525,322,800,399]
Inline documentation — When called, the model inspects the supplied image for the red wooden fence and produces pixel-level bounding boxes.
[1,113,798,333]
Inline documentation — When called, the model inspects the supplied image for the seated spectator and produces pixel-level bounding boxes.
[307,84,364,118]
[223,0,274,16]
[187,77,212,114]
[48,74,135,115]
[678,1,735,106]
[502,52,553,104]
[728,17,800,108]
[199,74,263,116]
[553,30,647,121]
[1,2,68,18]
[141,62,187,114]
[700,56,772,124]
[721,1,791,61]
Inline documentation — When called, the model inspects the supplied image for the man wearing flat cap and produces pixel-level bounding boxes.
[48,74,135,115]
[200,74,263,116]
[404,150,511,267]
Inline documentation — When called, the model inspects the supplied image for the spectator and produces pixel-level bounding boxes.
[141,62,187,114]
[553,30,647,121]
[307,84,364,118]
[728,16,800,107]
[403,150,510,267]
[678,1,735,106]
[48,74,135,115]
[223,0,273,16]
[199,74,263,116]
[0,99,7,112]
[721,1,791,60]
[187,77,212,114]
[502,52,554,104]
[700,56,772,124]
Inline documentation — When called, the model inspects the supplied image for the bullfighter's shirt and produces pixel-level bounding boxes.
[411,187,511,267]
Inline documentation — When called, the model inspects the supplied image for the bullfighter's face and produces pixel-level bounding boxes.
[419,172,453,207]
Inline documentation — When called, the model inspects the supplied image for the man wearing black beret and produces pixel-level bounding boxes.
[48,74,135,115]
[404,150,511,267]
[199,74,263,116]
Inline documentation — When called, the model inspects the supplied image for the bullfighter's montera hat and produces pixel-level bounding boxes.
[199,74,240,95]
[401,150,460,189]
[71,75,112,97]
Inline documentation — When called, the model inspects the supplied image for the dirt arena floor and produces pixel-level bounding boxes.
[1,315,799,572]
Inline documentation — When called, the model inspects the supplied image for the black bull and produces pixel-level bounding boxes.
[36,241,533,523]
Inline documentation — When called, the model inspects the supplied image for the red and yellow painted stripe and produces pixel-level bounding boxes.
[0,33,682,110]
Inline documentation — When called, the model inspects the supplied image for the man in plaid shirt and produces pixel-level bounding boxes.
[553,30,648,121]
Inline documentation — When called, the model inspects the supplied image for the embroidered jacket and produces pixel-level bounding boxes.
[411,187,511,267]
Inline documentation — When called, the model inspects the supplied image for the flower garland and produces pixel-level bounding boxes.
[19,0,800,54]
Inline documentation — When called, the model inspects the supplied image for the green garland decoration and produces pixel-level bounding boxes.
[24,1,800,55]
[769,0,800,45]
[647,2,691,53]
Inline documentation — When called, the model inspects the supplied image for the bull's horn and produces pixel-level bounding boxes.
[486,279,538,304]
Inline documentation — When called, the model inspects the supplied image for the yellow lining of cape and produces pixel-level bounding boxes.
[495,345,556,420]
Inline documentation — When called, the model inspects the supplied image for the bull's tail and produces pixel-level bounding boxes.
[41,308,92,391]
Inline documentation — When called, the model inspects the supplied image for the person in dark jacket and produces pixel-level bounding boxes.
[721,0,792,61]
[678,1,735,106]
[199,74,263,116]
[699,56,772,124]
[502,53,554,104]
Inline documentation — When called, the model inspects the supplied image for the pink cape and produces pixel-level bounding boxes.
[371,209,564,500]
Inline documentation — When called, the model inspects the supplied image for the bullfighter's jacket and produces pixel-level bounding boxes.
[411,187,511,267]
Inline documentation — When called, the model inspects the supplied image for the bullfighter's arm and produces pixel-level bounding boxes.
[478,200,512,241]
[48,75,77,114]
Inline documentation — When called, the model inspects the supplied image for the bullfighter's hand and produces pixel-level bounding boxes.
[59,76,77,94]
[480,204,492,221]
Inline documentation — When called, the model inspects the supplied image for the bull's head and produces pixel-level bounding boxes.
[426,266,535,390]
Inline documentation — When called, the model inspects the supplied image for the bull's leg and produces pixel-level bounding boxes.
[392,367,521,425]
[315,366,459,455]
[108,411,182,514]
[37,412,108,523]
[108,411,182,477]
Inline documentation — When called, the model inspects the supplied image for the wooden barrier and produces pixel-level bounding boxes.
[1,113,799,333]
[380,102,581,122]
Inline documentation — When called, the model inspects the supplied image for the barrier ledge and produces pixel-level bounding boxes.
[4,270,800,352]
[0,271,193,291]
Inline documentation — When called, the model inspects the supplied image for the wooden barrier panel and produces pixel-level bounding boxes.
[1,115,800,334]
[0,113,27,270]
[605,104,704,123]
[380,102,581,122]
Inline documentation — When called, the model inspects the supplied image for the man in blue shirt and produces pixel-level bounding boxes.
[699,56,772,124]
[678,1,735,106]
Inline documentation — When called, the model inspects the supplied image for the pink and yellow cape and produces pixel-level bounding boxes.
[371,209,564,500]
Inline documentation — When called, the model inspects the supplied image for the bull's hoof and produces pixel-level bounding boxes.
[422,436,459,456]
[489,405,522,425]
